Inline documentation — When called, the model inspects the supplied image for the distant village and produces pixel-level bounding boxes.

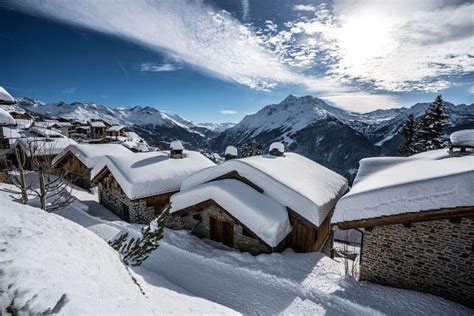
[0,85,473,308]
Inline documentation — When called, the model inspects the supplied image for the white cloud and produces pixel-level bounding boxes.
[220,110,238,115]
[139,62,183,72]
[321,92,402,113]
[293,4,316,12]
[468,85,474,94]
[263,0,474,93]
[7,0,340,93]
[62,87,77,94]
[7,0,472,112]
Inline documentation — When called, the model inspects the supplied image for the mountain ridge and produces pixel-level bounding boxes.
[13,95,474,174]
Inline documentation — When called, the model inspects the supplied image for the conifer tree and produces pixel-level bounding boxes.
[414,95,450,152]
[110,203,170,266]
[398,114,418,156]
[239,141,263,157]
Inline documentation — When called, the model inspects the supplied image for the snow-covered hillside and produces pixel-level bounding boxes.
[0,184,235,314]
[15,97,234,149]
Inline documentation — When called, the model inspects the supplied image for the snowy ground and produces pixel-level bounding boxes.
[1,182,472,315]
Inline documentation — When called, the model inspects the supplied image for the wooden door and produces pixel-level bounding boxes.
[209,216,234,247]
[222,221,234,247]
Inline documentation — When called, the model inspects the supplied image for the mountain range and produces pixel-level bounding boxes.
[15,95,474,176]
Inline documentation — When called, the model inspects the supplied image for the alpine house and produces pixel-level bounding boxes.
[332,130,474,307]
[53,143,133,189]
[91,141,215,223]
[169,142,348,255]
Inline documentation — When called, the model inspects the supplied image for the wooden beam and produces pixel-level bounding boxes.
[335,206,474,230]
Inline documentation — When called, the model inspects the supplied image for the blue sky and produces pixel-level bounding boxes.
[1,0,473,123]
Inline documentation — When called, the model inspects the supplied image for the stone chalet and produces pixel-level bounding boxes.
[106,125,127,139]
[169,142,348,255]
[89,120,111,140]
[13,137,77,169]
[332,139,474,307]
[0,108,16,181]
[91,142,215,224]
[53,143,132,189]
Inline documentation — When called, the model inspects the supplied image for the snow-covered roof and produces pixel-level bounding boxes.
[15,137,77,156]
[269,142,284,154]
[333,151,474,224]
[171,179,291,247]
[106,125,126,132]
[181,153,348,226]
[29,127,65,138]
[2,127,21,139]
[90,121,106,128]
[170,140,184,151]
[53,144,133,169]
[91,151,215,199]
[121,140,149,152]
[34,120,58,128]
[0,86,15,104]
[0,108,16,125]
[225,146,238,157]
[52,122,72,128]
[450,129,474,146]
[15,119,33,129]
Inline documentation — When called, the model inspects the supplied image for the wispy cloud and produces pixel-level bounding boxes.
[6,0,472,111]
[139,62,183,72]
[5,0,328,92]
[293,4,316,12]
[62,87,77,94]
[220,110,238,115]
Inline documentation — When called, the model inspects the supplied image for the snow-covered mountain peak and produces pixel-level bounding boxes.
[237,95,340,137]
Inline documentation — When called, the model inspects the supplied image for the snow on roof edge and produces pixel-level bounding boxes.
[171,179,292,247]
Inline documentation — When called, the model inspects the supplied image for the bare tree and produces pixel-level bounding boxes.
[26,137,75,212]
[7,147,31,204]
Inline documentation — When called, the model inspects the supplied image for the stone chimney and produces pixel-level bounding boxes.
[269,142,285,156]
[224,146,238,161]
[449,129,474,157]
[170,140,184,159]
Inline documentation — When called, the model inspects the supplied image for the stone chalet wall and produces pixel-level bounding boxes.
[169,204,272,254]
[98,183,155,224]
[360,217,474,307]
[69,169,92,190]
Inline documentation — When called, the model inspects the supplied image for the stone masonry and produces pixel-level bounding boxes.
[169,204,272,254]
[98,183,155,224]
[360,217,474,307]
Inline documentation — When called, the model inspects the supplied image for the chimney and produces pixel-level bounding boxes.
[224,146,238,161]
[448,129,474,157]
[170,140,184,159]
[269,142,285,156]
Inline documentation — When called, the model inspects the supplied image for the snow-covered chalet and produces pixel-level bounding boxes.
[53,143,133,189]
[91,141,215,223]
[169,142,348,255]
[332,131,474,307]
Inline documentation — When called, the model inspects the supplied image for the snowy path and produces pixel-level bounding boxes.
[58,191,472,315]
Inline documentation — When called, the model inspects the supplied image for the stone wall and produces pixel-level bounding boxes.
[69,169,92,190]
[360,217,474,307]
[169,204,272,254]
[98,184,155,224]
